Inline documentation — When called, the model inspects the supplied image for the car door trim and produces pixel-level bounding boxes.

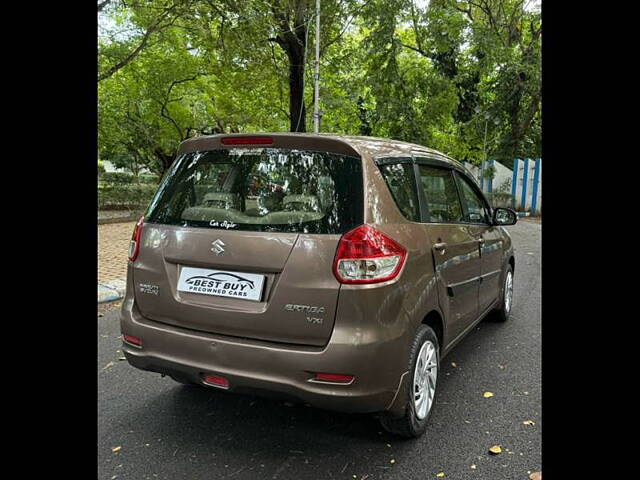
[446,275,481,297]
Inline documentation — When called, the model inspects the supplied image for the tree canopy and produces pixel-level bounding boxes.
[98,0,541,177]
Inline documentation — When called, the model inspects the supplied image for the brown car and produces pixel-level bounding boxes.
[120,133,517,438]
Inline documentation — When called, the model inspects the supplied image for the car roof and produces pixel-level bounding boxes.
[179,132,465,169]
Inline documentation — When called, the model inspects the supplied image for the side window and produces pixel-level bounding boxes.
[456,173,490,224]
[377,162,420,222]
[417,165,463,223]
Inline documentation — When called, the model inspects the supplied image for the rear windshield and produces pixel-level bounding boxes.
[145,148,363,234]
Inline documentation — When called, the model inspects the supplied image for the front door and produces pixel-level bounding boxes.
[454,171,504,314]
[416,163,481,343]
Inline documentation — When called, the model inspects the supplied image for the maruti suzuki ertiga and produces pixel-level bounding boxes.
[121,133,517,438]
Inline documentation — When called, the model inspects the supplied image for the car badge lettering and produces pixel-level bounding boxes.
[139,283,159,295]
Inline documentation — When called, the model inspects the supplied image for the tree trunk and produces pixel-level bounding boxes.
[154,148,175,178]
[287,45,306,132]
[271,0,308,132]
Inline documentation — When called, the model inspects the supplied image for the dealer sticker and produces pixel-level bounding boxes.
[177,267,265,302]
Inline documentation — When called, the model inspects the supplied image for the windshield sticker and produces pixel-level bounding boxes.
[209,220,238,229]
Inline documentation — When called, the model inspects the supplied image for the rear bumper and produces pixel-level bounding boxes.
[120,297,407,414]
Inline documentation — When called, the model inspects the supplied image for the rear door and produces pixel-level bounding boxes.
[132,146,363,347]
[415,161,481,342]
[454,170,503,314]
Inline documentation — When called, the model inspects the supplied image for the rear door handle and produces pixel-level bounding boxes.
[433,242,447,253]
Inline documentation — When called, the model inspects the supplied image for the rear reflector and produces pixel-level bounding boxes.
[313,373,355,384]
[123,334,142,346]
[221,136,273,146]
[203,374,229,389]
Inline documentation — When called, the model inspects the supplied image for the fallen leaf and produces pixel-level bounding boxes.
[529,473,542,480]
[523,420,535,426]
[436,472,445,477]
[483,392,494,398]
[112,446,122,453]
[488,445,502,455]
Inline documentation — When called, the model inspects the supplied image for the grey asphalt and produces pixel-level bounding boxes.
[98,220,541,480]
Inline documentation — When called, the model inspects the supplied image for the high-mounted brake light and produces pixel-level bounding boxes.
[128,216,144,262]
[333,225,407,284]
[220,137,273,146]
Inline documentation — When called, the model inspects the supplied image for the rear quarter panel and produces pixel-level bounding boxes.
[333,151,443,386]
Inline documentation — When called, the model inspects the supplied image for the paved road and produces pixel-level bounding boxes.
[98,220,541,480]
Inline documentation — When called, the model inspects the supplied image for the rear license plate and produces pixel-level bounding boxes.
[177,267,266,302]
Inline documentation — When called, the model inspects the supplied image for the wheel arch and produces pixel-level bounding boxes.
[421,309,444,351]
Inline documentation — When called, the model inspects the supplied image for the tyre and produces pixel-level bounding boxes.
[491,264,514,322]
[380,325,440,438]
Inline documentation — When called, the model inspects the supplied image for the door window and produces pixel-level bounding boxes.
[456,173,490,224]
[417,165,463,223]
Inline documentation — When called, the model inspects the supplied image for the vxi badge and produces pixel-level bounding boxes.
[284,304,326,325]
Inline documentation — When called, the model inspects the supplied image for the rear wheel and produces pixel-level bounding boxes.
[380,325,439,438]
[491,265,513,322]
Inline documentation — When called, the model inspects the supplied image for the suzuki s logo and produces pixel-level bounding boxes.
[211,239,225,255]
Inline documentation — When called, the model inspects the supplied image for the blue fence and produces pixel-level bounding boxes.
[511,158,542,215]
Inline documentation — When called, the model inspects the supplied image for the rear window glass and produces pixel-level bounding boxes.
[145,148,363,234]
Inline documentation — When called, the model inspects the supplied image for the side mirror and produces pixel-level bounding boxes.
[492,207,517,226]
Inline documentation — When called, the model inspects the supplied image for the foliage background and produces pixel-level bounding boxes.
[98,0,541,179]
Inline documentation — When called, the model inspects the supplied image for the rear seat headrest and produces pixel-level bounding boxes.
[282,194,320,212]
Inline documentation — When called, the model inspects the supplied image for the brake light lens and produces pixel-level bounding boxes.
[220,136,273,146]
[333,225,407,284]
[128,216,144,262]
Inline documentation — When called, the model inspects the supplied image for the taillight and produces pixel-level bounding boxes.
[220,136,273,146]
[333,225,407,284]
[128,216,144,262]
